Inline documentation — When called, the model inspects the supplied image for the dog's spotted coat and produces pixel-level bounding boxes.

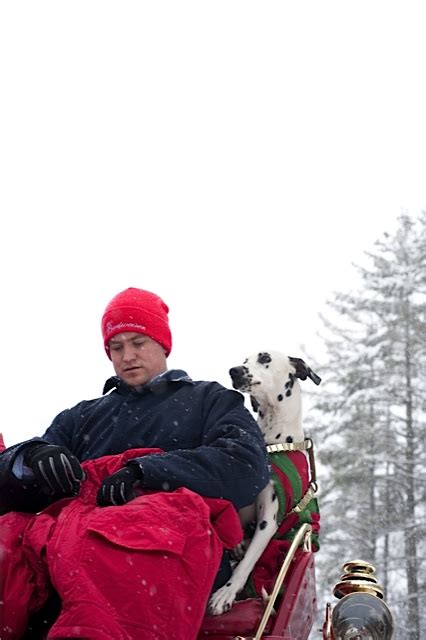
[208,351,321,616]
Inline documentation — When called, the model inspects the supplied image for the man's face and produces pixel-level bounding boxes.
[108,332,168,387]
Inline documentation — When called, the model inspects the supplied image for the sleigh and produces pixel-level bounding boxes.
[198,522,316,640]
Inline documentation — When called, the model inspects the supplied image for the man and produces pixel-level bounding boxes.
[0,287,270,639]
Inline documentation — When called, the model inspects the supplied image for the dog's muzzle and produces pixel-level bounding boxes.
[229,366,253,390]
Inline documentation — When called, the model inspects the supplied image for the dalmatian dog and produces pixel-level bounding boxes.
[208,351,321,616]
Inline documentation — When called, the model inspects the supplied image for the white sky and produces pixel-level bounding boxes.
[1,2,425,446]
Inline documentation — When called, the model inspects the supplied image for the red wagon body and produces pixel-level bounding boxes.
[199,545,317,639]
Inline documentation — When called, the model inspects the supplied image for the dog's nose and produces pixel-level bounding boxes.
[229,366,249,390]
[229,366,244,379]
[229,366,249,383]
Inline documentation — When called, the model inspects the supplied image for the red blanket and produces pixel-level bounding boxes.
[0,448,243,639]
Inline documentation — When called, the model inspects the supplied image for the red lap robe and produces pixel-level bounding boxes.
[0,448,243,640]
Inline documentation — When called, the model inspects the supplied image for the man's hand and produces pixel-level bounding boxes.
[24,444,85,495]
[97,465,143,507]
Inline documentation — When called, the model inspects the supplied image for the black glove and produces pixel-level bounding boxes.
[24,444,85,496]
[97,464,144,507]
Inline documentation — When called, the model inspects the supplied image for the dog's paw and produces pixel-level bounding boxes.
[208,583,239,616]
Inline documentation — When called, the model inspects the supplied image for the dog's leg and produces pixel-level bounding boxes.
[208,482,279,615]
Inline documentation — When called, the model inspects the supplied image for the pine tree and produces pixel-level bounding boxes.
[311,211,426,639]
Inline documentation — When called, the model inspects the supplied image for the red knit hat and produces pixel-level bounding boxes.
[101,288,172,358]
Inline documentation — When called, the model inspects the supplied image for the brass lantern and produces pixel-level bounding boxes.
[323,560,394,640]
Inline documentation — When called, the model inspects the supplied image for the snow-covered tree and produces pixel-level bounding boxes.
[311,211,426,639]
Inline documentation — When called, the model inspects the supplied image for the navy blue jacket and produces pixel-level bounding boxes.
[0,370,270,515]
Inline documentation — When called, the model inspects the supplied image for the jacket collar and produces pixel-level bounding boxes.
[102,369,194,395]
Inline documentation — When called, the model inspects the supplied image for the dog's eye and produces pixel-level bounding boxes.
[257,352,272,365]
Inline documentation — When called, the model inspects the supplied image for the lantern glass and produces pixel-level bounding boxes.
[332,592,394,640]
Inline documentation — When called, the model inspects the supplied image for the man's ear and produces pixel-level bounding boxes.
[289,357,321,385]
[250,396,260,413]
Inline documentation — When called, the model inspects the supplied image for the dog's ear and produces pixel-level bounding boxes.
[250,396,260,413]
[289,357,321,385]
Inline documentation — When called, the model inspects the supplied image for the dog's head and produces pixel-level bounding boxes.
[229,351,321,412]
